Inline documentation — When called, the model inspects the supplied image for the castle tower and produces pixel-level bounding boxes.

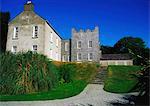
[71,27,101,62]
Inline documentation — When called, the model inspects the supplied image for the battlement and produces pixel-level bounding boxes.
[72,26,99,33]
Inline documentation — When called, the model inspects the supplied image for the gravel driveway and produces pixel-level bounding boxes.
[0,84,138,106]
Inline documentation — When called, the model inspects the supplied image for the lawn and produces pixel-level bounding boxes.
[0,80,87,101]
[104,65,142,93]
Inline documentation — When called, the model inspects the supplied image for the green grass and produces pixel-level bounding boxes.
[0,80,87,101]
[104,65,141,93]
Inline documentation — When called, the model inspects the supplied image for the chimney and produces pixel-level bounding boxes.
[24,1,34,11]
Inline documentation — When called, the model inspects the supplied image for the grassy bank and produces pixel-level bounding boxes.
[104,65,141,93]
[0,52,99,101]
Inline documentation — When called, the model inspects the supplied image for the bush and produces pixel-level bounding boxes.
[0,51,59,95]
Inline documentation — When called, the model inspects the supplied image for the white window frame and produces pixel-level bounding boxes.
[88,53,93,61]
[56,38,59,47]
[32,45,37,52]
[67,56,70,62]
[50,49,52,57]
[77,53,81,61]
[77,41,81,49]
[88,41,92,48]
[50,32,53,42]
[32,26,38,38]
[62,55,65,62]
[13,27,18,39]
[65,42,68,51]
[12,46,17,53]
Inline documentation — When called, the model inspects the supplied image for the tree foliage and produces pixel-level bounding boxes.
[0,12,10,53]
[101,36,149,65]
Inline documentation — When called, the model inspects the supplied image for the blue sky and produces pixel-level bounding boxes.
[1,0,149,47]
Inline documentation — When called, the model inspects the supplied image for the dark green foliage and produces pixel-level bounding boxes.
[0,80,87,101]
[0,12,10,53]
[113,36,148,65]
[0,51,58,95]
[58,63,76,83]
[104,65,141,93]
[101,45,114,54]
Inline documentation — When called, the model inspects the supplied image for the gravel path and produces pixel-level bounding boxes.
[0,84,138,106]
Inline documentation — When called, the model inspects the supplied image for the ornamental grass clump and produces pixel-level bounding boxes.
[0,51,58,95]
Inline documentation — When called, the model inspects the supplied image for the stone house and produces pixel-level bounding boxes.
[6,1,133,65]
[6,1,62,61]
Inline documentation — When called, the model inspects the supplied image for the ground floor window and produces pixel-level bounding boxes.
[12,46,17,53]
[88,53,93,61]
[77,53,81,61]
[32,45,37,52]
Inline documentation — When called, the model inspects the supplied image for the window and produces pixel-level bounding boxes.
[65,42,68,51]
[88,41,92,48]
[67,56,70,62]
[32,26,38,38]
[50,49,52,57]
[56,38,59,47]
[12,46,17,53]
[13,27,18,39]
[88,53,93,61]
[77,53,81,61]
[77,41,81,49]
[32,45,37,52]
[50,32,53,42]
[62,55,66,62]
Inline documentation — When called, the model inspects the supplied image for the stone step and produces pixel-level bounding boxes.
[90,67,108,84]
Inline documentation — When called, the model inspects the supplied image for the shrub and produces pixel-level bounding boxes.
[58,63,76,83]
[0,51,59,95]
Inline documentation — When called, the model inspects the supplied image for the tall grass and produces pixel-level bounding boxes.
[0,51,58,95]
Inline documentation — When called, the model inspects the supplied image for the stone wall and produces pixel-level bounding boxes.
[6,11,45,54]
[61,39,71,62]
[44,22,61,61]
[71,27,101,62]
[100,60,133,66]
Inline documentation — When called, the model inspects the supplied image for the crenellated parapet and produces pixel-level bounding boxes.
[72,26,99,34]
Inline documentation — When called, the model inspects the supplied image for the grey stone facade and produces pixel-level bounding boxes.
[71,27,101,62]
[61,39,71,62]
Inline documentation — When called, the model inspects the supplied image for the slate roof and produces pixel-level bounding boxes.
[100,54,132,60]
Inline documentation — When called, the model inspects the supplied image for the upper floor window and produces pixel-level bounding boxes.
[88,41,92,48]
[50,32,53,42]
[65,42,68,51]
[32,45,37,52]
[13,27,18,39]
[77,53,82,61]
[32,26,38,38]
[88,53,93,61]
[12,46,17,53]
[77,41,81,49]
[56,38,59,47]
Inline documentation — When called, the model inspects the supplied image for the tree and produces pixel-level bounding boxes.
[101,45,115,54]
[0,12,10,53]
[114,36,149,65]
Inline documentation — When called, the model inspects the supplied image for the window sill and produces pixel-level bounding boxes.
[32,37,38,39]
[12,38,18,40]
